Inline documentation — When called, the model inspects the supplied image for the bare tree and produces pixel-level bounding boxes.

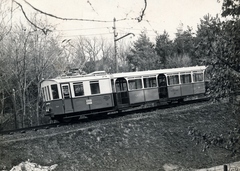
[0,19,66,128]
[70,36,102,73]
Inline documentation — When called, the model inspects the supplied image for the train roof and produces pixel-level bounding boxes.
[41,66,206,85]
[42,71,110,83]
[111,65,206,78]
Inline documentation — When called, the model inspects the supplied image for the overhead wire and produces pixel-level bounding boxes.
[15,0,166,40]
[59,32,113,37]
[55,27,111,32]
[21,0,138,23]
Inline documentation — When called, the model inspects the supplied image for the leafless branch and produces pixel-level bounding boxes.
[137,0,147,22]
[13,0,51,35]
[22,0,112,23]
[14,0,148,34]
[87,0,99,15]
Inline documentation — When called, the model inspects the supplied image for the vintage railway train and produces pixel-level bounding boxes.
[40,66,207,122]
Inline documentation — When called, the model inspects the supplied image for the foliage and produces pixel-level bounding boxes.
[191,1,240,132]
[221,0,240,17]
[188,126,240,156]
[126,31,160,71]
[155,30,173,68]
[174,25,195,58]
[195,2,240,114]
[155,25,197,68]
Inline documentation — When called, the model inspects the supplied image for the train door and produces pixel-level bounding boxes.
[115,77,129,108]
[61,83,74,113]
[157,74,168,99]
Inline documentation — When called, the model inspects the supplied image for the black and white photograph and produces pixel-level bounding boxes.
[0,0,240,170]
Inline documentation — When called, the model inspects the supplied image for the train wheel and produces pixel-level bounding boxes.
[98,113,108,119]
[87,113,108,120]
[178,98,184,104]
[57,117,72,123]
[86,114,98,120]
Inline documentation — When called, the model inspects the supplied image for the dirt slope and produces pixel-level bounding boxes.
[0,101,239,171]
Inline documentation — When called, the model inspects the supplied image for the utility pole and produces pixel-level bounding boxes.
[113,18,118,73]
[113,17,135,73]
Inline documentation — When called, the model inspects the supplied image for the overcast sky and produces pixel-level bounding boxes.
[17,0,223,42]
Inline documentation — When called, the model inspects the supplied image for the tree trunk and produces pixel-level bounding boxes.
[36,82,41,125]
[0,90,4,127]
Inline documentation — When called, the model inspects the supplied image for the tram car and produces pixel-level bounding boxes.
[40,66,207,122]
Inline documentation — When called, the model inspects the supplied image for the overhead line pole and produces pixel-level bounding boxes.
[113,18,135,73]
[113,18,118,73]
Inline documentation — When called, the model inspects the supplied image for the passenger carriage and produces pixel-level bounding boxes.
[111,66,206,109]
[40,71,115,122]
[40,66,207,122]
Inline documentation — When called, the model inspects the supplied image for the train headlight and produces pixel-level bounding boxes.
[46,103,51,113]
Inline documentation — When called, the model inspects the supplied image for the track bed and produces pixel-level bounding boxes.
[0,101,239,171]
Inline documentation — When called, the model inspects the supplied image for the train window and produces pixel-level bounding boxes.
[51,84,59,99]
[128,79,142,90]
[111,79,115,92]
[73,83,84,96]
[193,72,204,82]
[44,87,49,101]
[41,88,46,101]
[143,77,157,88]
[46,86,51,101]
[90,81,100,94]
[168,75,179,85]
[180,74,191,84]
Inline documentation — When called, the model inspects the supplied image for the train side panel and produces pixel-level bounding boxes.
[129,90,145,104]
[47,100,64,115]
[71,78,114,112]
[89,94,114,110]
[193,82,205,94]
[181,83,194,96]
[167,85,181,98]
[167,83,206,99]
[72,97,90,112]
[144,88,159,101]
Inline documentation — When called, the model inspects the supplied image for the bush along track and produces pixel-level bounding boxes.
[188,126,240,156]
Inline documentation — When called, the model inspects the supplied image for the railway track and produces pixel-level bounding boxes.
[0,97,210,136]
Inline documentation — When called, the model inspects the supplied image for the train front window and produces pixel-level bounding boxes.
[44,87,49,101]
[41,88,46,101]
[128,79,142,90]
[143,77,157,88]
[90,81,100,94]
[51,84,59,99]
[62,85,70,99]
[74,83,84,96]
[46,86,51,101]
